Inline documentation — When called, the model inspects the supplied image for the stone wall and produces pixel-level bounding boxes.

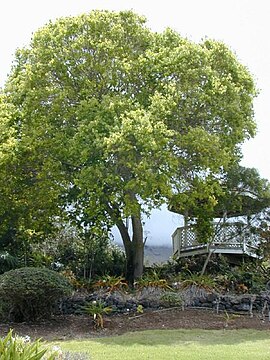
[194,293,270,315]
[57,288,270,317]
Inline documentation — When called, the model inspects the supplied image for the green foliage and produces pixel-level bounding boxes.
[80,300,112,329]
[0,251,18,274]
[159,292,183,308]
[59,269,89,290]
[167,255,269,294]
[0,331,88,359]
[1,10,257,282]
[259,228,270,259]
[170,177,221,243]
[215,165,270,217]
[0,267,72,321]
[171,165,270,249]
[215,262,269,294]
[159,255,269,294]
[30,224,126,280]
[0,299,8,322]
[222,311,240,328]
[136,304,144,314]
[142,255,270,295]
[94,275,128,293]
[135,270,172,290]
[65,235,125,280]
[0,330,56,360]
[180,272,216,291]
[160,254,230,278]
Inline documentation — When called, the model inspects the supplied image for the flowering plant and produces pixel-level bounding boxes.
[0,330,57,359]
[0,330,89,359]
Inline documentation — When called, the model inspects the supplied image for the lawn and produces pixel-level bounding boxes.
[55,329,270,360]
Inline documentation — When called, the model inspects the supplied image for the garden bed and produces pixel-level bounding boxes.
[1,307,270,341]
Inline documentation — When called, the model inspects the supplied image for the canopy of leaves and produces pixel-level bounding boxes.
[1,10,257,237]
[216,165,270,217]
[171,165,270,218]
[170,164,270,244]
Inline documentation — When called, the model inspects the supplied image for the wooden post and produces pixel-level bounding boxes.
[179,228,182,255]
[184,211,188,247]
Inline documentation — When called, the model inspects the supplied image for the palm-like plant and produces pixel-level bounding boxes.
[80,301,112,329]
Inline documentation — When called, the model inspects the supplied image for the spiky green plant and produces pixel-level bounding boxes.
[0,330,56,359]
[94,275,128,293]
[135,270,172,290]
[80,301,112,329]
[180,272,216,291]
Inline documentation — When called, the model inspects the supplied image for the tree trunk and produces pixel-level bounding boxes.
[115,213,144,286]
[115,217,134,285]
[124,240,135,286]
[107,199,145,286]
[131,214,144,279]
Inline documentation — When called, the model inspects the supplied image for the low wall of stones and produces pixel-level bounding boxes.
[193,293,270,314]
[57,289,270,317]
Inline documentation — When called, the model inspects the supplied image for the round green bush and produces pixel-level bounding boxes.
[0,267,72,322]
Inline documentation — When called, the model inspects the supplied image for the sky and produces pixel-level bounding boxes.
[1,0,270,245]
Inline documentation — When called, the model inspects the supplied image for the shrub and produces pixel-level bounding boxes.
[39,226,126,281]
[159,292,183,308]
[161,254,231,278]
[0,298,9,321]
[0,267,72,322]
[215,262,268,294]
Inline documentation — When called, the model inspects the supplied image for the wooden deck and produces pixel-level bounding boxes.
[172,223,260,258]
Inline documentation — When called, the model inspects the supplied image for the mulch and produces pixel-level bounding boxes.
[1,308,270,341]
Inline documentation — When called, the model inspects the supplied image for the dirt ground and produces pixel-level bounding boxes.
[1,308,270,341]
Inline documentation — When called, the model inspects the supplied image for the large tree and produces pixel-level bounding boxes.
[1,11,257,283]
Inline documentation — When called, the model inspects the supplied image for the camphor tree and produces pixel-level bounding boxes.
[1,11,257,284]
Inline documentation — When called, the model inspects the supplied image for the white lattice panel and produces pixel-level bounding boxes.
[175,223,260,254]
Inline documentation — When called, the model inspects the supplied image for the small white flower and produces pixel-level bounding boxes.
[52,345,63,352]
[23,335,31,343]
[52,345,61,352]
[52,345,63,357]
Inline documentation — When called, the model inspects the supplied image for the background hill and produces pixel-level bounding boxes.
[143,245,173,266]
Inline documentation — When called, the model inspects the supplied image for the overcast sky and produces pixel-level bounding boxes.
[1,0,269,245]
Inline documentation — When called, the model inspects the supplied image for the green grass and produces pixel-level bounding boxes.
[53,329,270,360]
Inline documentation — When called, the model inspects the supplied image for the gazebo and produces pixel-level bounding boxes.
[172,221,260,259]
[170,192,268,260]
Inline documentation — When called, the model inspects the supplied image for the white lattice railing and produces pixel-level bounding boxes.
[172,223,260,256]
